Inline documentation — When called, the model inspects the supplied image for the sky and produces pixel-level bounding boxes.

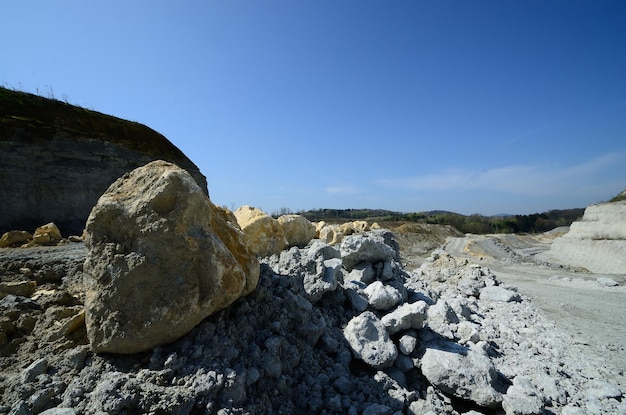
[2,1,626,216]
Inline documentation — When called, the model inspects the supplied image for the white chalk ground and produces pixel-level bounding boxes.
[440,233,626,389]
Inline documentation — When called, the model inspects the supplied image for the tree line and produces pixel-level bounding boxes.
[295,208,585,234]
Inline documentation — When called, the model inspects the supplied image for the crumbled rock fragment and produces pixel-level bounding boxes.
[343,311,397,369]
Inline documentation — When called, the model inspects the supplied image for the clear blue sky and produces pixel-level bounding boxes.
[3,1,625,215]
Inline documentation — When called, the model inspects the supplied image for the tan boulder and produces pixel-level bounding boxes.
[277,214,316,248]
[318,223,345,245]
[83,160,259,354]
[0,230,32,247]
[339,220,370,236]
[234,206,288,257]
[32,222,62,245]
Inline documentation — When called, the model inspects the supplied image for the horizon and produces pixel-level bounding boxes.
[2,1,625,216]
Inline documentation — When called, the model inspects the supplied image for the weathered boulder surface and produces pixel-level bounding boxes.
[234,206,288,257]
[0,87,207,236]
[83,161,258,354]
[538,200,626,274]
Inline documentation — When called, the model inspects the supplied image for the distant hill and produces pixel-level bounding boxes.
[297,207,585,234]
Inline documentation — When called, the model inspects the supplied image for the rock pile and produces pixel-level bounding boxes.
[1,228,624,414]
[0,162,624,413]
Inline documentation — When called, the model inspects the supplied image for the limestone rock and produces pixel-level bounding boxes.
[83,160,259,354]
[479,286,521,302]
[381,301,428,335]
[363,281,403,311]
[420,343,502,408]
[0,230,32,247]
[210,205,260,296]
[502,376,544,415]
[277,214,316,248]
[318,223,345,245]
[32,222,62,245]
[344,311,397,370]
[273,240,341,303]
[340,230,399,270]
[234,206,288,257]
[345,262,376,284]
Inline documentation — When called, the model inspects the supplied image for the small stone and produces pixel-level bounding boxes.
[398,331,418,355]
[21,358,48,383]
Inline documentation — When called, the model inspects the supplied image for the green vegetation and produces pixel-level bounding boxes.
[609,189,626,203]
[297,208,584,234]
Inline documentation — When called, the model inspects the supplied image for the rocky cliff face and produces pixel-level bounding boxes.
[0,87,207,236]
[538,199,626,274]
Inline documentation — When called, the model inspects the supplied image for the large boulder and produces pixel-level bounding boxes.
[277,214,316,248]
[0,87,207,236]
[32,222,62,245]
[83,161,259,354]
[234,206,288,257]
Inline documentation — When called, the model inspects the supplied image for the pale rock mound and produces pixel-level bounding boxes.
[234,206,288,257]
[83,160,259,354]
[277,214,316,248]
[538,201,626,274]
